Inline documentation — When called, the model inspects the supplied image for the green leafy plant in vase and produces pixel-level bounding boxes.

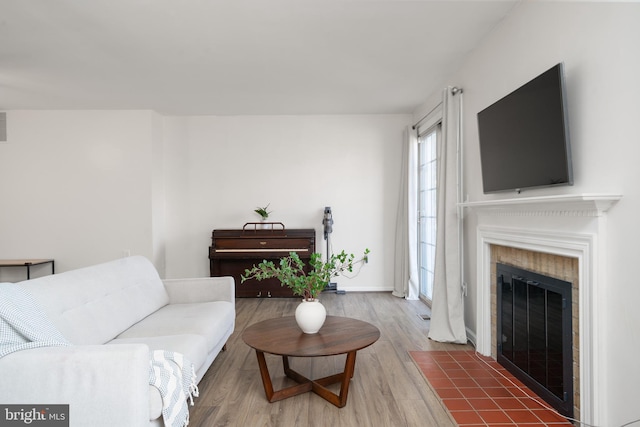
[241,249,370,333]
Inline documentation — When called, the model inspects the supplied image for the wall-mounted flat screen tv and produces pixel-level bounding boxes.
[477,63,573,194]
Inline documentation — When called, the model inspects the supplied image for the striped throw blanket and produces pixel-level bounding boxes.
[149,350,199,427]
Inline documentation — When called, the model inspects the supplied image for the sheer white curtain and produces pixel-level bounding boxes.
[427,87,467,344]
[392,126,419,300]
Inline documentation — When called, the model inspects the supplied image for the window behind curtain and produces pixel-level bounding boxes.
[418,124,439,303]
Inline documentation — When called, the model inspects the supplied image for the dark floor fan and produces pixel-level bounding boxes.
[322,206,337,293]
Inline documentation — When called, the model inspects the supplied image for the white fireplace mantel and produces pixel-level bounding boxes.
[468,192,622,426]
[460,193,621,216]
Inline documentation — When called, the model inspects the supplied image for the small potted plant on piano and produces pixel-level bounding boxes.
[254,204,272,229]
[241,249,369,334]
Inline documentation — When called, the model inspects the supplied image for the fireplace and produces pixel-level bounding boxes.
[496,262,573,417]
[465,193,621,426]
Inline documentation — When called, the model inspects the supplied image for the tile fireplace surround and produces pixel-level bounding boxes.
[461,194,621,426]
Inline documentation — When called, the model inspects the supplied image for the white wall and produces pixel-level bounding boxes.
[163,114,410,292]
[0,111,408,291]
[0,110,157,280]
[151,111,167,277]
[414,2,640,425]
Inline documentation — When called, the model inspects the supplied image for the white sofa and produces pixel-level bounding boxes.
[0,255,235,427]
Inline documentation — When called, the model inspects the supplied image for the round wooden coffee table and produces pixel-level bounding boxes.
[242,315,380,408]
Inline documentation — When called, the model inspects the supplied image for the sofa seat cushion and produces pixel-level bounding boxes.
[115,301,234,354]
[108,334,208,375]
[107,334,207,422]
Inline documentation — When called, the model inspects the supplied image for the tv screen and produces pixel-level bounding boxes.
[477,63,573,194]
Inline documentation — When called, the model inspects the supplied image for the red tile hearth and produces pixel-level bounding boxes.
[409,350,574,426]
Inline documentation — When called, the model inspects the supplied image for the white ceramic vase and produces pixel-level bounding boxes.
[295,299,327,334]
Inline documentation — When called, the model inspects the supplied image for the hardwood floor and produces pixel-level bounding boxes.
[190,292,473,426]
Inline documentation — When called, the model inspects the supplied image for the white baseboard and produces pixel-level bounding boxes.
[333,286,394,293]
[466,327,477,349]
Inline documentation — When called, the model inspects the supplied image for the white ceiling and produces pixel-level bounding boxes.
[0,0,519,115]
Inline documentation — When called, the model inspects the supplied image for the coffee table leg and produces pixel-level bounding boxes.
[282,355,291,376]
[309,350,357,408]
[255,351,313,403]
[255,350,275,400]
[254,350,358,407]
[338,351,357,405]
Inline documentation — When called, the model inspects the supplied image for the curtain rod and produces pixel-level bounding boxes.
[412,86,463,130]
[412,103,440,130]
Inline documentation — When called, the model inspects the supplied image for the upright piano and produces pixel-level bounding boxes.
[209,224,316,297]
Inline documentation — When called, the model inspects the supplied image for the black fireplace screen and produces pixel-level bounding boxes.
[497,263,573,417]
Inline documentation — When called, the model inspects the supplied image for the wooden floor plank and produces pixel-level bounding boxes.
[189,292,471,427]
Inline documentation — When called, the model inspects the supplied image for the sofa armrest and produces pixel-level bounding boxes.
[0,344,150,427]
[163,276,235,304]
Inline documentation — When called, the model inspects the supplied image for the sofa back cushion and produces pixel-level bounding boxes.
[20,256,169,345]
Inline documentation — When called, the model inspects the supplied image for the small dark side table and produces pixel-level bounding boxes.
[0,259,55,280]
